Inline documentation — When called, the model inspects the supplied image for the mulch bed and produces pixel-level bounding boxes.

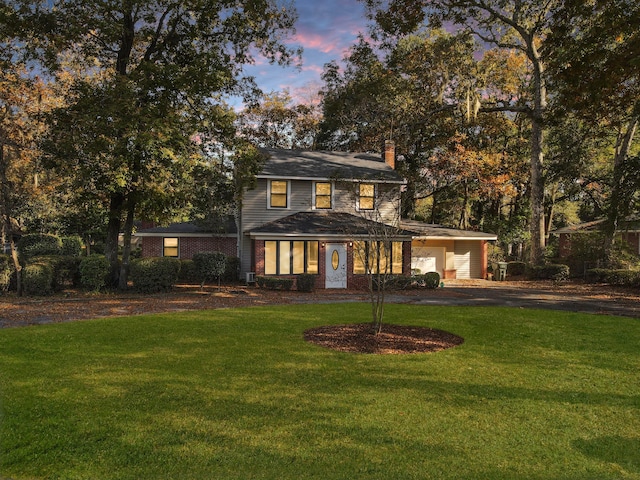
[304,323,464,354]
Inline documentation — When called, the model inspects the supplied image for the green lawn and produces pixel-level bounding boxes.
[1,304,639,480]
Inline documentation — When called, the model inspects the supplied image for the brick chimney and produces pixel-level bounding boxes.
[384,140,396,169]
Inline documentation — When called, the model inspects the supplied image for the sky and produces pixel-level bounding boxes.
[237,0,371,108]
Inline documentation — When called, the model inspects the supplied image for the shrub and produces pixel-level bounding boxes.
[585,268,640,287]
[256,276,293,290]
[178,259,198,284]
[528,263,570,282]
[0,254,14,292]
[224,256,241,282]
[296,274,316,292]
[79,255,110,291]
[23,261,54,296]
[60,236,84,257]
[423,271,441,289]
[192,252,227,288]
[17,234,62,259]
[130,257,181,293]
[31,255,82,290]
[507,261,527,277]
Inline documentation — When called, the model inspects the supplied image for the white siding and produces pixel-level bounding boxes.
[454,241,482,279]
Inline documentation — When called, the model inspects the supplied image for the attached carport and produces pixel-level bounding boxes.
[400,220,498,280]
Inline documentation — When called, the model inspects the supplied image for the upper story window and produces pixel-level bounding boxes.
[269,180,289,208]
[314,182,332,209]
[358,183,375,210]
[163,237,179,257]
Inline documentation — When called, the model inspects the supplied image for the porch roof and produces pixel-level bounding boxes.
[249,212,415,239]
[401,220,497,241]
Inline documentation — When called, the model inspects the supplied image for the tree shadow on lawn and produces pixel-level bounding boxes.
[573,436,640,474]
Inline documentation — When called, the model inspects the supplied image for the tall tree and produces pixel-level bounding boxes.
[546,0,640,263]
[7,0,300,288]
[364,0,556,264]
[238,90,320,149]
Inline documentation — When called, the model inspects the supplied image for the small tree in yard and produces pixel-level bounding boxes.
[193,252,227,289]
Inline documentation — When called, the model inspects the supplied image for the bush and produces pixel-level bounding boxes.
[0,254,14,292]
[60,236,84,257]
[177,259,198,284]
[585,268,640,287]
[224,256,241,282]
[17,234,62,259]
[23,261,54,296]
[423,271,441,289]
[256,276,293,291]
[192,252,227,287]
[79,255,110,291]
[296,274,316,292]
[130,257,181,293]
[30,255,82,290]
[507,261,527,277]
[528,263,570,282]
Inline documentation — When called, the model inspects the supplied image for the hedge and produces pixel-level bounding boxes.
[60,236,84,257]
[79,255,110,291]
[130,257,181,293]
[585,268,640,287]
[22,261,54,296]
[17,233,62,259]
[30,255,82,290]
[527,263,570,282]
[256,276,294,291]
[296,274,316,292]
[192,252,227,288]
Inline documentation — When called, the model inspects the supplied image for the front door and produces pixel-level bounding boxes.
[325,243,347,288]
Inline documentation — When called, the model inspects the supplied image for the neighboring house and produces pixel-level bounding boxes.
[552,217,640,259]
[135,145,497,287]
[135,220,237,260]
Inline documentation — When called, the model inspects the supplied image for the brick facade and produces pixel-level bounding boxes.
[254,239,412,290]
[141,236,237,260]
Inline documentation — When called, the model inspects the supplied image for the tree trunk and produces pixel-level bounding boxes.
[105,192,125,287]
[118,199,136,290]
[528,42,547,265]
[0,144,23,296]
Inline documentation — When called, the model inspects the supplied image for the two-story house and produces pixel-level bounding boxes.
[136,145,497,285]
[240,146,413,289]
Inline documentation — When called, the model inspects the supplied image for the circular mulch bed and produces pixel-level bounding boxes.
[304,323,464,354]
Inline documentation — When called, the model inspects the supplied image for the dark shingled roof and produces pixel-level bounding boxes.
[400,220,497,240]
[250,212,414,237]
[135,219,237,236]
[259,149,404,183]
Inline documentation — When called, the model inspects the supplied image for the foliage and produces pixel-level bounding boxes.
[60,236,84,257]
[295,274,316,292]
[16,233,62,259]
[30,255,82,290]
[256,276,294,291]
[177,259,198,284]
[192,252,227,288]
[1,305,638,479]
[0,253,13,291]
[79,254,110,292]
[507,261,527,277]
[527,263,570,282]
[585,268,640,287]
[22,261,54,296]
[423,271,441,289]
[129,257,181,293]
[224,256,241,282]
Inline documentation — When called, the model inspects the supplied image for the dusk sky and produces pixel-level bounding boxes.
[238,0,371,107]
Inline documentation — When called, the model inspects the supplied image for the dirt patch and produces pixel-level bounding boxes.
[304,323,464,354]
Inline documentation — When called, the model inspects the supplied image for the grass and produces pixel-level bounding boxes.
[0,304,639,480]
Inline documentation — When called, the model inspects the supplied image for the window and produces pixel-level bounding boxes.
[269,180,288,208]
[353,241,403,275]
[263,240,319,275]
[314,182,332,209]
[358,183,375,210]
[163,237,179,257]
